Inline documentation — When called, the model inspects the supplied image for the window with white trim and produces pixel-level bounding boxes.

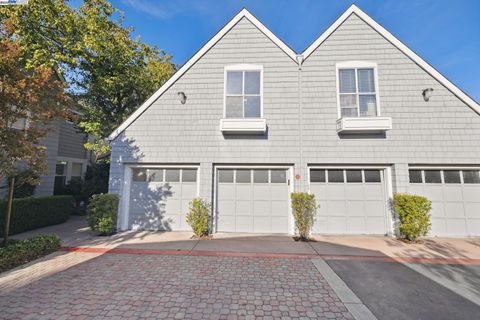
[337,63,379,118]
[225,67,262,118]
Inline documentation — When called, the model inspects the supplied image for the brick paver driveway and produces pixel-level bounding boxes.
[0,253,353,320]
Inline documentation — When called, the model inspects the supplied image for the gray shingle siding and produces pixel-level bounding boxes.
[34,123,60,197]
[109,14,480,223]
[57,121,87,159]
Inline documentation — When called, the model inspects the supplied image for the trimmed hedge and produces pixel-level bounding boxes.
[291,192,318,241]
[0,235,61,273]
[87,194,118,235]
[393,193,432,241]
[186,198,210,237]
[0,196,73,237]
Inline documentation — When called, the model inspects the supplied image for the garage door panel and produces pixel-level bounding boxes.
[271,217,288,233]
[467,220,480,235]
[345,185,364,200]
[217,168,290,233]
[253,201,270,216]
[236,201,251,216]
[364,201,384,217]
[365,217,385,234]
[217,216,235,232]
[463,187,480,201]
[421,187,444,201]
[327,201,347,216]
[329,217,348,234]
[465,203,480,218]
[443,187,463,201]
[364,185,383,200]
[271,201,288,217]
[430,217,447,235]
[347,201,365,216]
[446,219,467,236]
[444,203,465,218]
[236,216,254,232]
[127,167,198,231]
[326,185,345,200]
[347,217,365,233]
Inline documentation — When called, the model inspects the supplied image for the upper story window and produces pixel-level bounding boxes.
[337,62,379,118]
[224,65,262,118]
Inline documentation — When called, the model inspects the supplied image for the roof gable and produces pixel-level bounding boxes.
[109,5,479,140]
[108,9,296,140]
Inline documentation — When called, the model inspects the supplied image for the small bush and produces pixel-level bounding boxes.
[291,192,318,241]
[86,194,119,235]
[186,198,210,237]
[0,235,61,273]
[393,193,432,241]
[0,196,73,237]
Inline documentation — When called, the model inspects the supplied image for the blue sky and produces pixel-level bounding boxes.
[110,0,479,101]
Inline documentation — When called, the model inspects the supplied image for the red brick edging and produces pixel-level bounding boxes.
[60,246,480,265]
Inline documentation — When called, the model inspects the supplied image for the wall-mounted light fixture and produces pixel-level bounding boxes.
[422,88,434,102]
[177,92,187,104]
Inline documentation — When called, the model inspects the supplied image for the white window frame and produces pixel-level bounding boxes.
[223,64,264,119]
[56,157,88,183]
[336,61,381,119]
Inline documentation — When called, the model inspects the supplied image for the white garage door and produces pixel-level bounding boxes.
[408,168,480,237]
[216,168,290,233]
[310,168,388,235]
[128,167,198,231]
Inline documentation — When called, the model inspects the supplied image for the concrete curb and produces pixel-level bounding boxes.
[312,259,377,320]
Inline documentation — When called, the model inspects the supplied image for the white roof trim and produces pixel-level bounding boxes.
[302,4,480,114]
[109,9,297,140]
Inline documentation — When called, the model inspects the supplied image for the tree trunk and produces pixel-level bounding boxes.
[3,177,15,247]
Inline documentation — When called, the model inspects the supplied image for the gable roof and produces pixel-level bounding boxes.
[301,5,480,115]
[109,5,480,141]
[108,9,296,140]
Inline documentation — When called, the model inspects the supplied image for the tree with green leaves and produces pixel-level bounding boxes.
[1,0,175,156]
[0,20,68,245]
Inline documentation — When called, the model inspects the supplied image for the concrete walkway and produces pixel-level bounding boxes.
[13,216,480,263]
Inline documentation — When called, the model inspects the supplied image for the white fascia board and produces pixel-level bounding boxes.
[108,9,297,141]
[302,4,480,115]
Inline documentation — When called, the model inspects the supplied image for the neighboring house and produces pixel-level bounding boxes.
[3,116,91,198]
[108,5,480,237]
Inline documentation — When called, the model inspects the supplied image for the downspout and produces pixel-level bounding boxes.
[296,55,304,191]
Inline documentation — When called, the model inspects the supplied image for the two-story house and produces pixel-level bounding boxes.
[108,5,480,237]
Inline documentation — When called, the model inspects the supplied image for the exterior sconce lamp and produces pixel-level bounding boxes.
[422,88,434,102]
[177,92,187,104]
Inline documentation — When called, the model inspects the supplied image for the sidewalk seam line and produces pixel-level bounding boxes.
[311,259,377,320]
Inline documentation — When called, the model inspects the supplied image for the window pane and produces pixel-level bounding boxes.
[341,107,358,117]
[463,170,480,184]
[226,71,242,94]
[132,168,147,182]
[271,170,287,183]
[218,170,234,183]
[346,170,362,183]
[340,94,357,113]
[328,170,344,183]
[310,169,326,183]
[409,170,423,183]
[359,95,377,117]
[444,170,461,184]
[253,170,268,183]
[71,163,83,178]
[364,170,381,183]
[358,69,375,93]
[424,170,442,183]
[236,170,251,183]
[339,69,356,93]
[244,96,261,118]
[244,71,260,94]
[182,169,197,182]
[225,96,243,118]
[148,169,164,182]
[55,162,67,175]
[165,169,180,182]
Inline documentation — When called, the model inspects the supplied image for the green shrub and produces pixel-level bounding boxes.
[291,192,318,241]
[0,235,61,273]
[0,196,73,237]
[393,193,432,241]
[186,198,210,237]
[86,194,119,235]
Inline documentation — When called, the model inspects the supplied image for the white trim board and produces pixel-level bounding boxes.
[108,9,296,141]
[109,5,480,141]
